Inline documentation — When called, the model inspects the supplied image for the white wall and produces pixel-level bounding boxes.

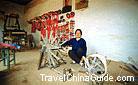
[0,0,137,63]
[75,0,138,62]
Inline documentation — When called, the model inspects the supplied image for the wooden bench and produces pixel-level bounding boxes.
[0,43,16,70]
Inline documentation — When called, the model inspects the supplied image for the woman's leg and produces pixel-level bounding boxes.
[68,50,80,64]
[76,48,83,61]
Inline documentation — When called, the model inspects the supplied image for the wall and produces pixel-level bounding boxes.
[75,0,138,62]
[0,0,25,42]
[1,0,137,63]
[24,0,64,45]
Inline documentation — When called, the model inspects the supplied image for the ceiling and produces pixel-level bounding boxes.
[6,0,32,5]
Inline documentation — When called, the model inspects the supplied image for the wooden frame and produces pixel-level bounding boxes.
[75,0,88,10]
[62,0,72,13]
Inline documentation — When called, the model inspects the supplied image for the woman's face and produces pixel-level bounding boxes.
[75,30,81,38]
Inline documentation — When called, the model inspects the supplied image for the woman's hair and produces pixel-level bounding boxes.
[75,29,82,35]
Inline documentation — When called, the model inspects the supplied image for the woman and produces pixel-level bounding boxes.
[61,29,87,64]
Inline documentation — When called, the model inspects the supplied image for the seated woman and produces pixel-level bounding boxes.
[61,29,87,64]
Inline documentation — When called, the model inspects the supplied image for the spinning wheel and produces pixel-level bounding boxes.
[38,30,67,69]
[82,54,107,78]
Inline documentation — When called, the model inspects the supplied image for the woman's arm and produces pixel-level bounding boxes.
[81,39,87,57]
[61,38,73,47]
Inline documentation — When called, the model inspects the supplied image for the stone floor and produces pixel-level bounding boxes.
[0,49,137,85]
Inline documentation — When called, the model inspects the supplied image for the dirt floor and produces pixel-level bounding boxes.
[0,49,137,85]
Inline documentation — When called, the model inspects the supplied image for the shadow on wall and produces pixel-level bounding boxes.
[0,26,3,42]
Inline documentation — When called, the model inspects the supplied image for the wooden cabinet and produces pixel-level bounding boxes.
[2,13,27,48]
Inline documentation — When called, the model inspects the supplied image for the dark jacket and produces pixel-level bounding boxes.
[61,38,87,56]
